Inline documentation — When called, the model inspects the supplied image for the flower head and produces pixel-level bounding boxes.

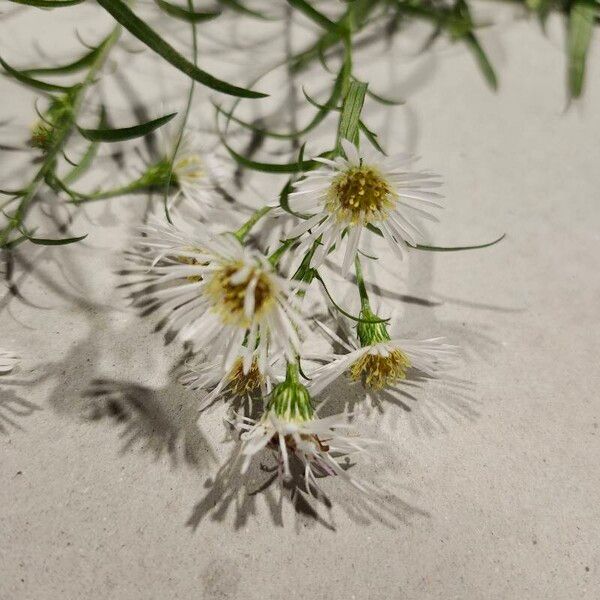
[288,139,442,274]
[160,128,228,207]
[29,121,54,151]
[309,313,456,400]
[171,132,226,203]
[236,363,373,494]
[181,351,278,418]
[131,218,309,376]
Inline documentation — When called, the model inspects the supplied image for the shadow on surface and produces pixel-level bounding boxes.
[81,375,215,469]
[0,384,41,435]
[187,438,428,532]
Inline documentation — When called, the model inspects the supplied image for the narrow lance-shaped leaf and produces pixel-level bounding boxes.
[8,0,84,7]
[63,106,106,184]
[313,271,389,324]
[286,0,344,33]
[336,80,368,150]
[412,233,506,251]
[19,228,88,246]
[359,120,387,155]
[77,112,177,142]
[568,1,596,98]
[366,223,506,251]
[0,56,74,93]
[96,0,266,98]
[214,67,346,141]
[224,140,317,173]
[154,0,221,23]
[22,38,110,76]
[463,32,498,90]
[453,0,498,90]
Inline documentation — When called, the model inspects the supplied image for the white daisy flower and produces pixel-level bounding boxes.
[235,363,376,495]
[0,349,19,374]
[181,351,280,417]
[145,120,228,208]
[165,129,228,207]
[132,218,310,376]
[287,138,443,275]
[309,314,456,401]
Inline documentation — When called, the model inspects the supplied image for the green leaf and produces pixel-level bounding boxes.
[463,32,498,90]
[155,0,221,23]
[63,104,102,184]
[0,56,74,93]
[337,80,368,149]
[286,0,343,33]
[214,68,345,141]
[8,0,84,6]
[21,39,109,76]
[313,271,389,324]
[20,229,88,245]
[302,87,340,112]
[223,141,317,173]
[359,120,387,155]
[568,1,596,98]
[96,0,266,98]
[278,179,304,217]
[366,223,506,251]
[77,112,177,142]
[413,233,506,251]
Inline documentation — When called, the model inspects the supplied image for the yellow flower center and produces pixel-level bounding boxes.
[174,154,204,183]
[350,348,411,390]
[326,164,395,225]
[227,358,264,397]
[205,261,275,327]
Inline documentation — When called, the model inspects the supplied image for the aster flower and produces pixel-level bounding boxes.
[181,351,279,417]
[309,309,456,403]
[235,363,375,495]
[162,129,228,207]
[287,139,443,275]
[0,349,19,374]
[131,218,310,376]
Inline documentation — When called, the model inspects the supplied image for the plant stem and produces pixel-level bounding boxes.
[71,178,155,203]
[0,26,121,248]
[354,255,371,310]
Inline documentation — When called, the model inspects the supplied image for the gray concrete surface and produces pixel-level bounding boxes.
[1,3,599,599]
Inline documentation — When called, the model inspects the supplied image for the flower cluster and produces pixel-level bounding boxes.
[129,133,461,505]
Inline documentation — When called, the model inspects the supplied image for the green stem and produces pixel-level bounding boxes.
[285,361,300,384]
[354,255,371,310]
[163,0,199,223]
[71,178,155,203]
[0,26,121,248]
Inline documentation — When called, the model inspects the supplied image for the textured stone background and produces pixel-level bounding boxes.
[1,3,599,599]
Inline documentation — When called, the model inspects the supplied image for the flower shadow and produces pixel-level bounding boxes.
[0,385,41,435]
[80,376,216,470]
[315,369,481,438]
[187,438,428,532]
